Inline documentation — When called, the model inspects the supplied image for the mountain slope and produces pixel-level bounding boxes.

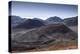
[9,15,26,28]
[15,19,45,29]
[64,16,78,26]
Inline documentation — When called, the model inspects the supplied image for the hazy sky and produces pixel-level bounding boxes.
[10,1,78,20]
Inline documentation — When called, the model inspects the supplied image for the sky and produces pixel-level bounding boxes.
[10,1,78,20]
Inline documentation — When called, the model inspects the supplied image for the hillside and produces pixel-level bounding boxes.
[64,16,78,26]
[11,24,77,52]
[15,19,45,29]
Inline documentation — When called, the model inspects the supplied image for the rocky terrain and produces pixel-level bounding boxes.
[9,15,78,52]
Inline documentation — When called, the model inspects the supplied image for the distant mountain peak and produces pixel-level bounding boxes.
[50,16,60,18]
[47,16,62,20]
[45,16,63,25]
